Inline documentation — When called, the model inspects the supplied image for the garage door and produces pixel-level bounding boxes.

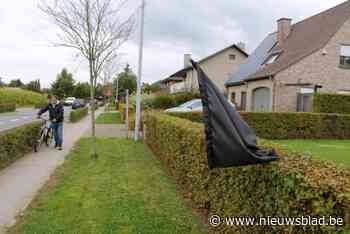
[253,87,271,112]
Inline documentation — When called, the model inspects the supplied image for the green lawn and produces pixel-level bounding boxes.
[9,138,205,234]
[273,140,350,168]
[96,112,123,124]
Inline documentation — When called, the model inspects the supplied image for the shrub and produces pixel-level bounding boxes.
[168,112,350,139]
[314,93,350,114]
[0,102,16,113]
[0,122,41,170]
[145,92,200,110]
[119,103,135,122]
[69,107,88,123]
[0,88,46,107]
[144,112,350,233]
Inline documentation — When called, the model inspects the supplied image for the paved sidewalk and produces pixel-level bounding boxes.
[86,124,128,138]
[0,111,100,233]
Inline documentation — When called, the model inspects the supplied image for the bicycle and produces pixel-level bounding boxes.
[34,117,54,152]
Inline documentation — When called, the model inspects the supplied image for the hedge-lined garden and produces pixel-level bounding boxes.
[144,112,350,233]
[69,107,88,123]
[0,102,16,113]
[0,122,41,170]
[169,111,350,139]
[314,93,350,114]
[142,92,200,110]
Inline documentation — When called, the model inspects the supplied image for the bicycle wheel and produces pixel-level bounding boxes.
[45,128,54,147]
[34,130,44,152]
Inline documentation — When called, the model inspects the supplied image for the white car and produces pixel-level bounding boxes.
[64,97,76,106]
[165,99,203,113]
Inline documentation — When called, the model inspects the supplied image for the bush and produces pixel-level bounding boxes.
[0,88,46,107]
[0,122,41,170]
[145,92,200,110]
[169,111,350,139]
[119,103,135,122]
[0,102,16,113]
[144,112,350,233]
[314,93,350,114]
[69,107,88,123]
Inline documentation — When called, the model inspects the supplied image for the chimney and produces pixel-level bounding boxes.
[277,18,292,48]
[237,42,246,51]
[184,54,192,68]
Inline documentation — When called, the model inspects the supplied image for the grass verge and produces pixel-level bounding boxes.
[9,138,205,234]
[96,112,123,124]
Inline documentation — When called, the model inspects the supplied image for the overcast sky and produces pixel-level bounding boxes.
[0,0,346,87]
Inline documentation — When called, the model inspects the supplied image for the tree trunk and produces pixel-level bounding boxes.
[89,58,97,159]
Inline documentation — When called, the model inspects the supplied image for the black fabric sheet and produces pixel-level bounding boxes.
[191,60,279,169]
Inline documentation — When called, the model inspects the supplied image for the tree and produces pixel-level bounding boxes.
[40,0,135,158]
[142,82,161,94]
[73,82,91,99]
[113,64,137,99]
[26,80,41,93]
[51,68,75,99]
[9,79,24,88]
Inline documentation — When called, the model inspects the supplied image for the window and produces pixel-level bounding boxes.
[229,54,236,60]
[230,92,236,104]
[265,54,279,65]
[340,45,350,69]
[241,92,247,111]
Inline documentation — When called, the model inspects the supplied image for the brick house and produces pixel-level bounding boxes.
[226,1,350,112]
[162,44,248,94]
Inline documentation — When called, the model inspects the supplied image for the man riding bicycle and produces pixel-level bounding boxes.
[38,95,64,151]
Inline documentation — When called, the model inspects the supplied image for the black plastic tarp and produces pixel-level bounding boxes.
[191,60,279,169]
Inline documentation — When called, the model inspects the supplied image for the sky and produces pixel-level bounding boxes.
[0,0,346,88]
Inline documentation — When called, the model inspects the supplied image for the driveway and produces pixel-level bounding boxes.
[0,107,72,132]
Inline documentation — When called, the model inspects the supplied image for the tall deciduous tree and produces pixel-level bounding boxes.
[113,64,137,99]
[40,0,135,158]
[9,79,24,88]
[51,68,75,99]
[73,82,91,99]
[26,79,41,93]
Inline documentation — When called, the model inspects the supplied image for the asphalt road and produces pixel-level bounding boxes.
[0,107,72,132]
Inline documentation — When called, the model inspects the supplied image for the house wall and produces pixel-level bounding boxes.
[227,79,273,111]
[274,17,350,112]
[185,47,247,93]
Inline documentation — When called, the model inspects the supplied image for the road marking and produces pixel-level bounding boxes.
[22,116,30,119]
[10,119,20,122]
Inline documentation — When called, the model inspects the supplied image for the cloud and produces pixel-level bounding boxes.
[0,0,346,87]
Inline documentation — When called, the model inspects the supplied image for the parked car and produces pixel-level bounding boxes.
[64,97,76,106]
[165,99,203,113]
[72,99,86,109]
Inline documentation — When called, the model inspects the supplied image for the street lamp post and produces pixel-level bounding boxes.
[134,0,145,141]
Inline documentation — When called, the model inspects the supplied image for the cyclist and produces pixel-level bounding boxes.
[38,95,64,151]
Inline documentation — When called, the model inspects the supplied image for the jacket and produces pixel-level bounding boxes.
[38,103,64,123]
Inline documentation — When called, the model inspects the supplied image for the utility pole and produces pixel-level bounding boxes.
[134,0,145,141]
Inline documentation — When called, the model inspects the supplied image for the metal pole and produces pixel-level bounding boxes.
[134,0,145,141]
[126,89,129,139]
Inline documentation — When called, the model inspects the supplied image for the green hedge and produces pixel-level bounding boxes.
[314,93,350,114]
[0,102,16,113]
[144,112,350,233]
[0,122,41,170]
[145,92,200,109]
[168,112,350,139]
[69,107,88,123]
[119,103,135,122]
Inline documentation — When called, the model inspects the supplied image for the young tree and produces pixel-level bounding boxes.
[40,0,135,158]
[51,68,75,99]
